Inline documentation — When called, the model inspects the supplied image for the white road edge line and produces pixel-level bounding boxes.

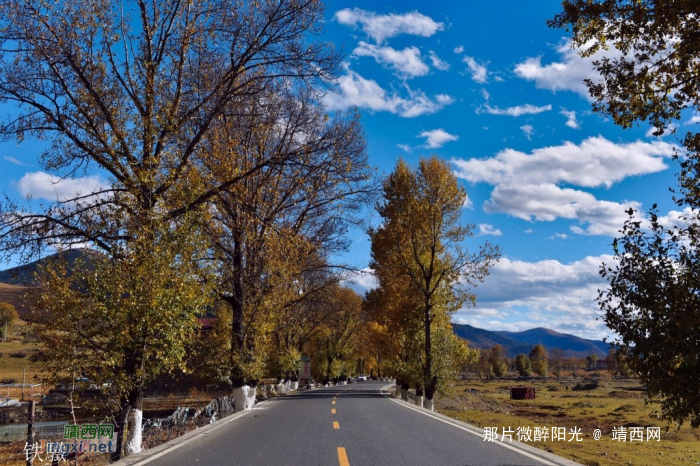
[386,396,559,466]
[126,403,264,466]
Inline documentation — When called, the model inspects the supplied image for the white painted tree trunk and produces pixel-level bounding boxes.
[291,381,299,391]
[413,396,423,408]
[232,385,256,413]
[125,409,142,455]
[424,399,434,411]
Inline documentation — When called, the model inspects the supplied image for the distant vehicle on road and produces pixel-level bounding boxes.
[357,374,367,381]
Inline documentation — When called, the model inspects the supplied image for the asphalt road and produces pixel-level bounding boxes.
[126,381,579,466]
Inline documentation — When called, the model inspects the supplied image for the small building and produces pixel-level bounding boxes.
[510,386,536,400]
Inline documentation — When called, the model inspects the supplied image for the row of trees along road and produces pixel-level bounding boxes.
[0,0,376,459]
[366,157,500,411]
[551,0,700,428]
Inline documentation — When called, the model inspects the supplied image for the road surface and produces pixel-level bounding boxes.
[119,381,579,466]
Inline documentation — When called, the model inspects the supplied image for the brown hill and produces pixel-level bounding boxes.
[0,282,37,320]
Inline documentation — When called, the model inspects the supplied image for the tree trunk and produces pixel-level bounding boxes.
[112,385,143,460]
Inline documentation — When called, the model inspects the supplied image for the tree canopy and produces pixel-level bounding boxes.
[369,156,499,405]
[552,0,700,428]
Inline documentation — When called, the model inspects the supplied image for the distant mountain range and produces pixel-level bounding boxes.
[1,251,609,357]
[452,323,609,358]
[0,249,97,286]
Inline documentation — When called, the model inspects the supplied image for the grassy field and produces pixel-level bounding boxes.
[435,375,700,466]
[0,319,42,390]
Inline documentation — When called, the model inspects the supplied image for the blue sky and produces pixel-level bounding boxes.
[0,1,691,341]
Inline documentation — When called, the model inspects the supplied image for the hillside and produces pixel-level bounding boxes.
[0,248,97,286]
[0,283,36,319]
[452,323,609,358]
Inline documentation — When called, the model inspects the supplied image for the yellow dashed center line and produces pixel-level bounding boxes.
[337,447,350,466]
[332,400,336,405]
[332,408,336,414]
[333,421,340,429]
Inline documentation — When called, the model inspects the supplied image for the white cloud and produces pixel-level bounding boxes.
[324,67,454,117]
[514,40,614,99]
[478,103,552,117]
[561,108,580,129]
[418,129,458,148]
[343,268,378,295]
[549,233,568,240]
[454,255,616,340]
[397,144,412,153]
[453,45,464,54]
[353,42,429,78]
[478,224,502,236]
[645,123,677,138]
[486,183,640,236]
[428,51,450,71]
[520,124,534,140]
[452,137,675,236]
[3,156,27,166]
[17,171,108,202]
[684,113,700,125]
[462,56,488,83]
[481,89,490,101]
[335,8,444,44]
[452,136,675,188]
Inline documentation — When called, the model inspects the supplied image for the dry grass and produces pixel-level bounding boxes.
[435,375,700,466]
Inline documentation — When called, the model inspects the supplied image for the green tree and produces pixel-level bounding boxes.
[0,0,345,458]
[599,209,699,425]
[33,219,211,457]
[489,344,508,379]
[0,301,18,341]
[514,354,532,377]
[529,344,548,377]
[369,156,499,408]
[551,1,700,427]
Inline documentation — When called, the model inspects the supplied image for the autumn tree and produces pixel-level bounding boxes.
[200,84,372,398]
[489,344,508,379]
[33,218,211,458]
[551,1,700,427]
[0,0,344,458]
[308,286,365,383]
[514,354,532,377]
[0,301,18,341]
[550,348,564,378]
[369,156,498,409]
[529,344,548,377]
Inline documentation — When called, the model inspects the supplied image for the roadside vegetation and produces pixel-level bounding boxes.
[436,373,700,466]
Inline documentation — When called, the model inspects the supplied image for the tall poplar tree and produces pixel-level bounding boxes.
[369,156,499,409]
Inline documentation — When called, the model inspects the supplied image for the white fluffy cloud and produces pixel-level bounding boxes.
[324,67,454,117]
[18,171,108,202]
[454,255,615,339]
[520,124,534,140]
[485,183,640,236]
[478,103,552,117]
[343,268,378,295]
[453,45,464,54]
[462,56,488,83]
[452,137,676,236]
[418,129,458,148]
[428,51,450,71]
[478,224,502,236]
[353,42,429,78]
[514,40,619,99]
[335,8,444,44]
[452,136,674,188]
[561,108,580,129]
